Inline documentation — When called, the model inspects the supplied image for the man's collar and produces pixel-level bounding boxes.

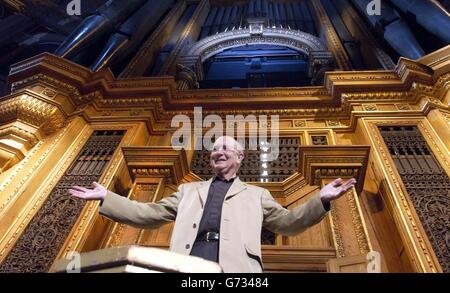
[213,175,237,183]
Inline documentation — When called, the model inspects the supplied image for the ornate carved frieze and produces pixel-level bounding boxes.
[0,93,66,135]
[122,147,189,185]
[293,120,307,128]
[329,189,371,257]
[0,91,68,172]
[186,28,326,60]
[363,104,378,111]
[0,48,447,142]
[3,51,446,120]
[298,146,370,193]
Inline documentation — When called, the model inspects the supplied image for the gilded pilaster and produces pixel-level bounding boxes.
[357,117,449,272]
[309,0,352,70]
[119,0,188,78]
[160,0,210,75]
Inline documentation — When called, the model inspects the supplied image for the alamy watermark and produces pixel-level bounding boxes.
[66,0,81,16]
[367,251,381,273]
[65,0,382,18]
[171,107,280,161]
[65,251,81,273]
[366,0,381,16]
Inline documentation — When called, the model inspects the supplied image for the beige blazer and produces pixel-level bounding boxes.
[99,177,328,273]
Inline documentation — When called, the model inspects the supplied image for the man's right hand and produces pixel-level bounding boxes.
[68,182,107,201]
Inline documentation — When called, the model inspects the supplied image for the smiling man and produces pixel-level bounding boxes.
[68,136,356,273]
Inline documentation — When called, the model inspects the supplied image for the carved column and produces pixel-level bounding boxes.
[159,0,210,75]
[119,0,187,78]
[299,146,373,258]
[309,0,352,70]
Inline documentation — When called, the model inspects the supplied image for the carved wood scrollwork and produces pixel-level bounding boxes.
[379,126,450,272]
[0,131,125,273]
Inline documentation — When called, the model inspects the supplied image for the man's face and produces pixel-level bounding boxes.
[210,137,244,176]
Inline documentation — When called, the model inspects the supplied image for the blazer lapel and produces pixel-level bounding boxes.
[197,178,213,208]
[225,177,247,200]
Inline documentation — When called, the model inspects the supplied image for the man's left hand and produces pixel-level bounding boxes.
[319,178,357,205]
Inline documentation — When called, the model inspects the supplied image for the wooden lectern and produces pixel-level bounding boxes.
[50,246,223,273]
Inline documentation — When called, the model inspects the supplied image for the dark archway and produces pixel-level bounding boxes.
[200,44,311,88]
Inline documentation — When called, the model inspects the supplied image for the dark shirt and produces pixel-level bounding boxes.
[188,176,330,263]
[189,176,235,263]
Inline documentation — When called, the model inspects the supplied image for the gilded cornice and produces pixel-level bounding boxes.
[0,126,39,146]
[121,147,190,184]
[418,45,450,79]
[0,91,66,136]
[3,47,449,125]
[298,146,371,193]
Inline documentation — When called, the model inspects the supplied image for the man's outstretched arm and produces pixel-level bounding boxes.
[68,182,181,229]
[262,178,356,236]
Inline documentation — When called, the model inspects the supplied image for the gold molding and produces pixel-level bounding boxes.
[327,187,372,258]
[106,183,159,248]
[0,92,67,135]
[361,117,447,272]
[5,50,447,120]
[122,147,190,185]
[298,145,371,193]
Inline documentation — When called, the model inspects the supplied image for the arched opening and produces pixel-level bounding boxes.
[199,44,310,88]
